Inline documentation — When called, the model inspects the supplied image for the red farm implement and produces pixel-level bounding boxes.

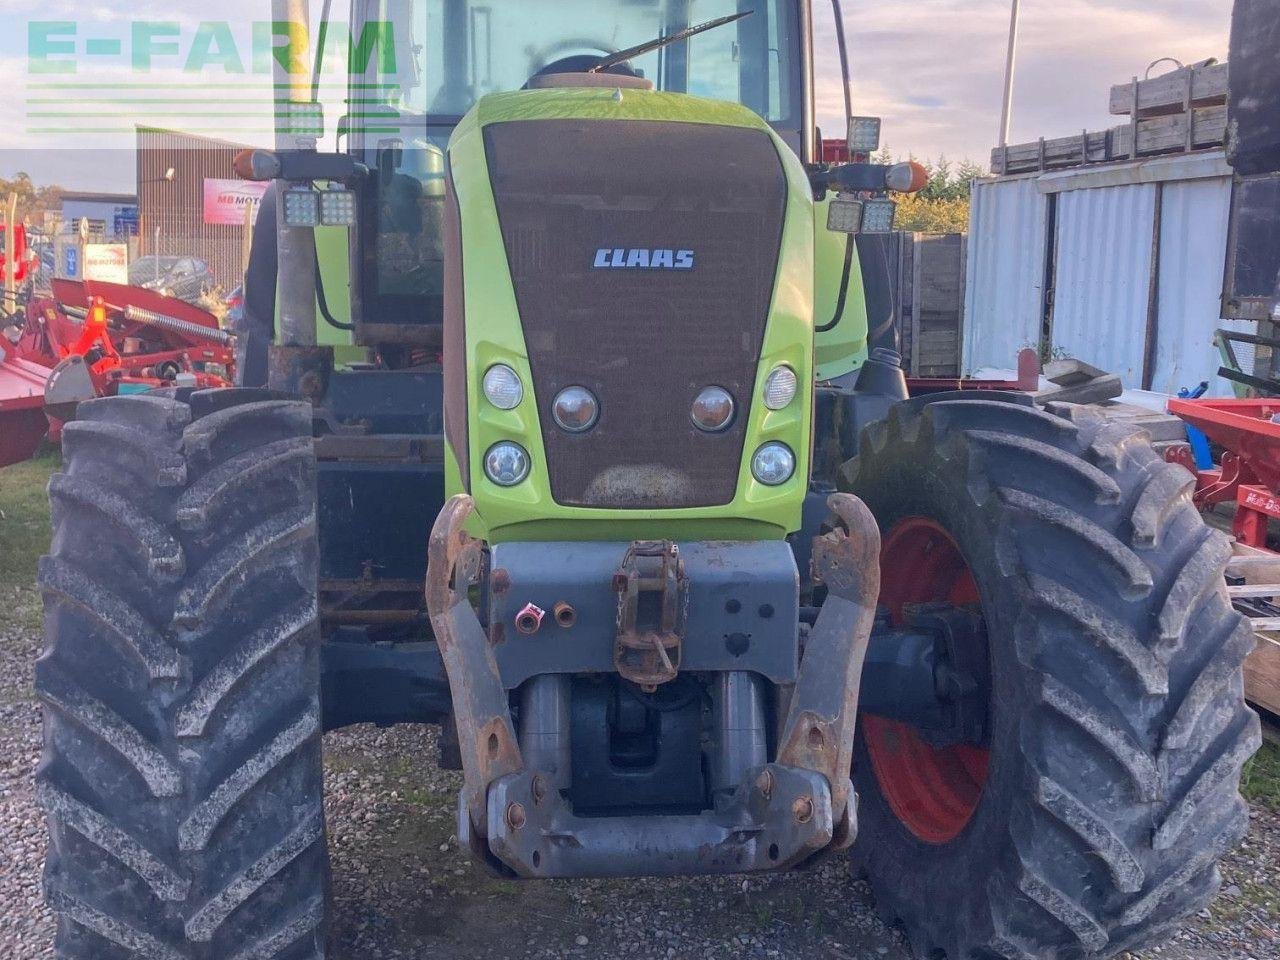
[0,278,234,467]
[1167,397,1280,549]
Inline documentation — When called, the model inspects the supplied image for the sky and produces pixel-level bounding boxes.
[0,0,1238,191]
[816,0,1235,164]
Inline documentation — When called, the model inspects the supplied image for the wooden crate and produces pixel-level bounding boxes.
[1225,544,1280,717]
[991,61,1229,176]
[1109,104,1229,159]
[1109,61,1229,118]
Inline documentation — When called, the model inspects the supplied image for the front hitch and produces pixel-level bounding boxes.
[425,493,880,877]
[778,493,881,848]
[425,495,524,867]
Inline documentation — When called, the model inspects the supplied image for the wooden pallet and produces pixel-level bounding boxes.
[1225,544,1280,717]
[1108,61,1228,118]
[991,61,1228,175]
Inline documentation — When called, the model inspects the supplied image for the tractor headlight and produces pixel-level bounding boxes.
[482,364,523,410]
[691,386,735,433]
[751,443,795,486]
[552,386,599,433]
[763,365,798,410]
[484,442,530,487]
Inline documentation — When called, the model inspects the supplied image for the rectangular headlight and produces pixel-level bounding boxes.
[848,116,883,155]
[282,188,320,228]
[861,199,898,234]
[319,189,357,227]
[826,197,865,234]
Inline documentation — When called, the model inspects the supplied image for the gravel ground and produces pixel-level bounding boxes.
[0,580,1276,959]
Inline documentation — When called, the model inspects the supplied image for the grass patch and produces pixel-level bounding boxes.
[1241,737,1280,812]
[0,445,58,581]
[0,446,58,635]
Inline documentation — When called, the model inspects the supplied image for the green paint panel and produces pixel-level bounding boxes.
[313,224,364,366]
[448,86,815,544]
[470,88,772,130]
[813,196,870,381]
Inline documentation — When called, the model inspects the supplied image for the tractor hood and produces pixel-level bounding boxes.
[444,86,814,543]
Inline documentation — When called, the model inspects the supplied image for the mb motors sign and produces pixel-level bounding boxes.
[83,244,129,284]
[203,179,269,226]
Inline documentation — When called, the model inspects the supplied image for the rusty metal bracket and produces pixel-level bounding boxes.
[777,493,881,841]
[426,494,524,852]
[613,540,688,688]
[485,763,835,878]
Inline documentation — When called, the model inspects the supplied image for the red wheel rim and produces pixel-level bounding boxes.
[863,517,990,844]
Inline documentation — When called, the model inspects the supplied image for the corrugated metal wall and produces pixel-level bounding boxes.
[1154,178,1249,396]
[136,128,249,293]
[963,177,1047,374]
[1051,184,1157,386]
[965,153,1240,395]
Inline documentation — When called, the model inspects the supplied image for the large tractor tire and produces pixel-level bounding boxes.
[36,391,328,959]
[840,394,1260,960]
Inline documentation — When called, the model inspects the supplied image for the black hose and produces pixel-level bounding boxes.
[313,240,354,332]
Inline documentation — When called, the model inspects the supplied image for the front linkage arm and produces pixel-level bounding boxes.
[425,495,525,867]
[778,493,881,851]
[425,493,881,877]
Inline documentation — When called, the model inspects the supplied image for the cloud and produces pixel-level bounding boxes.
[816,0,1234,165]
[0,0,1239,187]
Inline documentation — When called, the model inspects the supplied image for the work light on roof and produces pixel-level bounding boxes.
[847,116,883,155]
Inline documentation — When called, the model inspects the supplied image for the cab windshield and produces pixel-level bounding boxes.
[358,0,802,129]
[348,0,804,320]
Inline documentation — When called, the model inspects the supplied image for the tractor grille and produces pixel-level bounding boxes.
[484,119,787,509]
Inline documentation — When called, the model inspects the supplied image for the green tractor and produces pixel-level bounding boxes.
[36,2,1258,959]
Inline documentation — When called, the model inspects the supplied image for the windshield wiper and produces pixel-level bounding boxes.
[588,10,755,74]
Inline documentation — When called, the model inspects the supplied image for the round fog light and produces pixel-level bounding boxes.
[691,386,735,432]
[763,365,798,410]
[553,386,599,433]
[482,364,523,410]
[484,442,530,486]
[751,442,795,486]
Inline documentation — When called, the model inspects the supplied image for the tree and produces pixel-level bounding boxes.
[873,152,984,234]
[0,172,65,226]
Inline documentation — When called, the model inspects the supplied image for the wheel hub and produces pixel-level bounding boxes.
[863,517,992,845]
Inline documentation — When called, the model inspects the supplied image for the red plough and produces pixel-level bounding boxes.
[0,280,235,467]
[1167,397,1280,549]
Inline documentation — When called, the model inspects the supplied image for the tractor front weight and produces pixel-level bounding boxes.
[425,493,881,879]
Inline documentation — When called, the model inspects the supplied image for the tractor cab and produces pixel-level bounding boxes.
[328,0,877,380]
